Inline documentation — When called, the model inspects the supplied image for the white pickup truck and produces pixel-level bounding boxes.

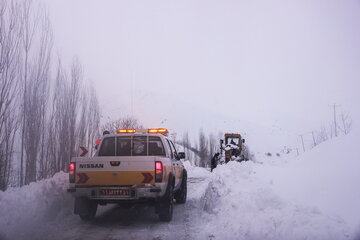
[67,128,187,222]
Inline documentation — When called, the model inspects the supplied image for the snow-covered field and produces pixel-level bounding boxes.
[1,130,359,240]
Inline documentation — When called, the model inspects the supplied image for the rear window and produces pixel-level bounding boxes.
[116,136,131,156]
[98,136,166,157]
[98,137,115,156]
[149,136,166,156]
[132,136,147,156]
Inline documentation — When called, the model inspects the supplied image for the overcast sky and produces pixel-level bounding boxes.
[41,0,360,145]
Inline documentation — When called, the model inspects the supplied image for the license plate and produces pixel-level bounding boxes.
[99,189,131,196]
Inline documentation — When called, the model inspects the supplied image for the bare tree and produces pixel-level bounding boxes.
[67,60,82,161]
[101,116,143,133]
[19,0,39,186]
[182,131,192,163]
[86,86,101,156]
[77,87,89,151]
[193,142,199,166]
[0,0,22,190]
[23,7,52,184]
[51,59,68,173]
[52,59,83,172]
[49,59,101,173]
[77,83,101,156]
[208,133,217,160]
[315,126,329,146]
[197,129,209,167]
[338,112,352,135]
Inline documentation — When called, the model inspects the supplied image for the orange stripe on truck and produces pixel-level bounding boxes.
[75,171,155,186]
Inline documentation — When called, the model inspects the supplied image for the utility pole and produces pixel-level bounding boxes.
[329,104,340,137]
[311,131,316,147]
[299,134,305,152]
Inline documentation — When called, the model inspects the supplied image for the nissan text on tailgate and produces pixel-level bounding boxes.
[68,128,187,222]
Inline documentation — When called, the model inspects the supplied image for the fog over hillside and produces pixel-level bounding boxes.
[43,0,360,146]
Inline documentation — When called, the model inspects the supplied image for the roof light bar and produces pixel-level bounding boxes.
[117,129,136,133]
[148,128,169,135]
[116,128,169,135]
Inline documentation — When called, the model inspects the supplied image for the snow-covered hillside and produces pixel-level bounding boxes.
[254,129,360,236]
[0,130,359,240]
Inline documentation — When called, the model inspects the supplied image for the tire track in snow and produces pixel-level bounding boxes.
[38,175,211,240]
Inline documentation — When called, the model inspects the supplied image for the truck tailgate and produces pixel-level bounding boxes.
[74,156,156,186]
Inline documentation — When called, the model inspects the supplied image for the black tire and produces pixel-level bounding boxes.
[159,177,174,222]
[174,170,187,204]
[79,200,97,221]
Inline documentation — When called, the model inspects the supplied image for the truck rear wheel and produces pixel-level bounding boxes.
[75,197,98,221]
[159,178,174,222]
[174,170,187,204]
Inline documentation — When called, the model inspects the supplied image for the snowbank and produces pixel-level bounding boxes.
[184,129,360,239]
[255,130,360,236]
[195,162,350,239]
[0,172,72,240]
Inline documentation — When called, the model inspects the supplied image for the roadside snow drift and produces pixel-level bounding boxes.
[195,162,350,240]
[0,172,72,240]
[254,130,360,237]
[191,130,360,239]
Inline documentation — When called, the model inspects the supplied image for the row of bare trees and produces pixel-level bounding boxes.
[0,0,101,191]
[314,111,352,146]
[0,0,23,191]
[178,130,223,167]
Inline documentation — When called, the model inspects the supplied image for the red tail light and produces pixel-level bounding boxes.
[155,161,163,183]
[69,163,75,183]
[69,162,75,172]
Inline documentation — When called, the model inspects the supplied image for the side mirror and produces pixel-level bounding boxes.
[242,139,245,143]
[178,152,185,159]
[220,139,224,145]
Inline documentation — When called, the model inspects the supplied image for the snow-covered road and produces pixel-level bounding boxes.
[1,131,360,240]
[50,175,209,240]
[0,169,212,240]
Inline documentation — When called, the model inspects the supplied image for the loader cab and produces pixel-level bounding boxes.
[224,133,243,147]
[221,133,245,163]
[226,138,239,145]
